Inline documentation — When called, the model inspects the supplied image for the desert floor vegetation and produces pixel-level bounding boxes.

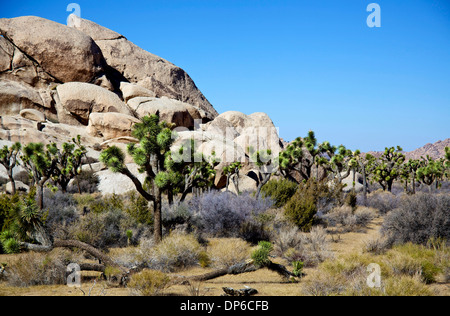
[1,180,449,296]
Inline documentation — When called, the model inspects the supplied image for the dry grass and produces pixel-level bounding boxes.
[1,215,448,296]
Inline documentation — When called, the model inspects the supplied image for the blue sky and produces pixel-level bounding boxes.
[2,0,449,152]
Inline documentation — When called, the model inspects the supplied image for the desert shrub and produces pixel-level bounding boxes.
[69,207,145,249]
[284,226,333,267]
[207,238,252,269]
[188,191,273,237]
[381,193,450,245]
[128,269,171,296]
[162,202,194,232]
[284,188,317,232]
[284,179,341,231]
[273,225,303,257]
[44,191,79,239]
[149,231,203,272]
[359,190,400,214]
[324,206,377,233]
[304,242,449,296]
[0,230,20,254]
[125,191,153,226]
[301,270,347,296]
[344,191,358,211]
[261,178,298,208]
[89,194,124,214]
[238,219,271,245]
[67,170,100,194]
[0,194,19,234]
[384,242,449,284]
[5,249,82,287]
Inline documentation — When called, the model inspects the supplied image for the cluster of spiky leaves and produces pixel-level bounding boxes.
[279,131,359,184]
[416,155,446,187]
[366,146,405,191]
[0,188,43,254]
[279,131,320,180]
[100,115,220,200]
[223,161,242,176]
[0,142,22,172]
[21,137,87,193]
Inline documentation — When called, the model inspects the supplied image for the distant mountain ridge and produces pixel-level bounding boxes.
[366,139,450,160]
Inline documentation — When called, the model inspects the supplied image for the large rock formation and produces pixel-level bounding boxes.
[0,15,283,195]
[0,16,107,85]
[67,14,217,120]
[0,15,217,127]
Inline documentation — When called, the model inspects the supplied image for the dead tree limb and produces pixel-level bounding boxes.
[176,259,296,284]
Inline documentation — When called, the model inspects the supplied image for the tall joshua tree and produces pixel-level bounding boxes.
[223,161,242,193]
[416,155,445,191]
[0,142,22,195]
[367,146,405,192]
[100,115,176,243]
[400,159,420,194]
[251,148,278,199]
[445,147,450,180]
[47,136,87,193]
[279,130,324,182]
[172,138,219,202]
[21,143,56,210]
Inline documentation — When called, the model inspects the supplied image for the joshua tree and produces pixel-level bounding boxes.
[173,138,219,202]
[47,136,87,193]
[251,148,278,199]
[416,155,445,191]
[400,159,420,194]
[279,130,325,182]
[445,147,450,180]
[321,142,354,184]
[0,142,21,195]
[367,146,405,192]
[223,161,242,193]
[21,143,57,210]
[100,115,176,243]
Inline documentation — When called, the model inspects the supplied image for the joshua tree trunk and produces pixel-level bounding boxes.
[37,183,44,210]
[153,186,163,243]
[359,161,368,204]
[255,173,271,199]
[7,168,15,195]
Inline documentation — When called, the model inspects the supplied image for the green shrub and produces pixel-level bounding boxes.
[284,193,317,232]
[284,179,335,231]
[0,194,19,232]
[261,178,298,208]
[90,194,124,214]
[344,191,358,212]
[125,191,153,225]
[0,231,20,254]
